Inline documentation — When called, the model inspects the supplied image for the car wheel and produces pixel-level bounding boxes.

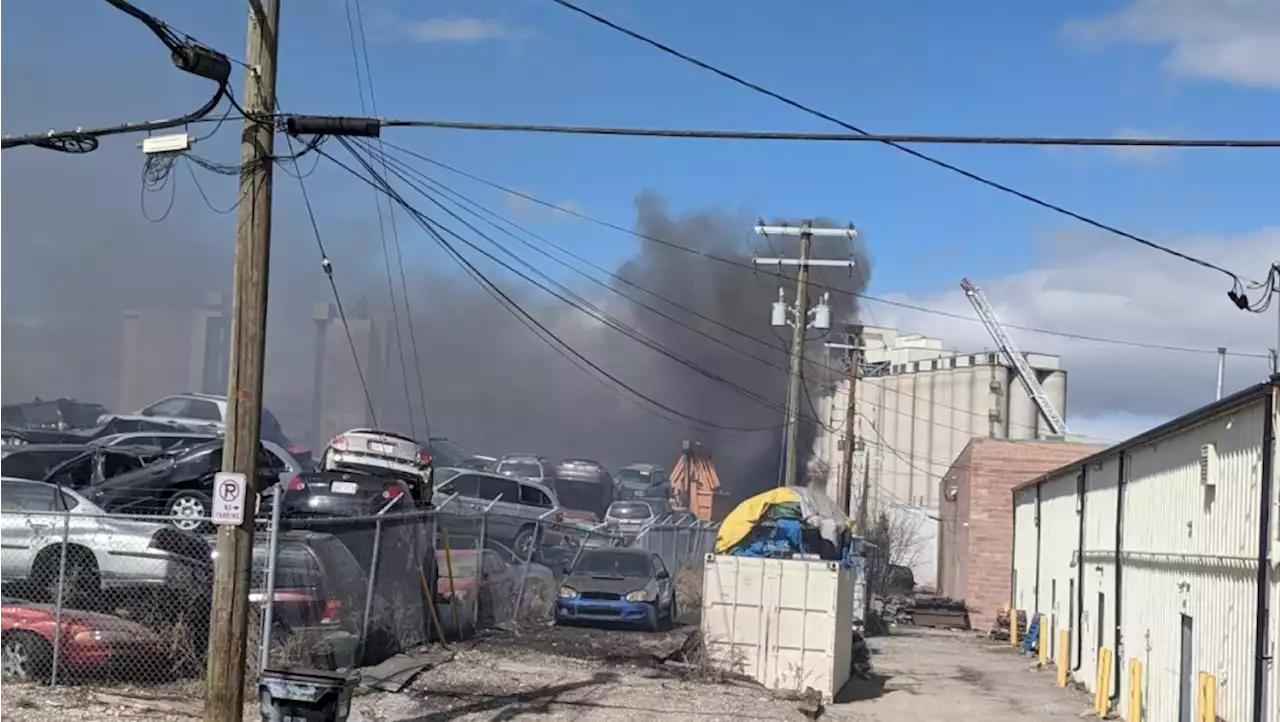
[34,547,100,607]
[666,597,678,629]
[513,526,540,560]
[167,491,212,532]
[2,632,52,682]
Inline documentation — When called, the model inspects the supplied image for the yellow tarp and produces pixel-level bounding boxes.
[714,487,801,553]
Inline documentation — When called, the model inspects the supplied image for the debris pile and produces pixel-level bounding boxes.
[869,594,971,630]
[990,606,1028,642]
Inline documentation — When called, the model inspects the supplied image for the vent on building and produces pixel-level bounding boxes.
[1199,443,1219,487]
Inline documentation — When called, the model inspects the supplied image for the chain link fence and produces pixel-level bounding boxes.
[1,486,716,691]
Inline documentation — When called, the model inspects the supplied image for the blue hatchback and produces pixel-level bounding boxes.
[556,547,676,632]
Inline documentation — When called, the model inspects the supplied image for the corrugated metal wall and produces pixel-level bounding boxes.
[1011,389,1277,721]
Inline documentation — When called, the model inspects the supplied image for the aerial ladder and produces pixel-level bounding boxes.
[960,278,1070,437]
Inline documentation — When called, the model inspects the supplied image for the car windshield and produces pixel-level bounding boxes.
[551,477,605,514]
[574,551,651,578]
[428,439,471,467]
[607,501,653,519]
[615,468,651,486]
[498,461,541,479]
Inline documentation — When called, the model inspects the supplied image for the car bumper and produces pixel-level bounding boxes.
[556,598,651,623]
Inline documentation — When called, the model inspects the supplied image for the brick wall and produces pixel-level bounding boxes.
[939,438,1106,629]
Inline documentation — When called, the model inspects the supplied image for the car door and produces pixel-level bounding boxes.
[0,480,63,579]
[435,473,485,514]
[478,475,524,542]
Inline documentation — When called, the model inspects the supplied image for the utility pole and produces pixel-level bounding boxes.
[205,1,279,719]
[755,220,858,487]
[829,327,860,519]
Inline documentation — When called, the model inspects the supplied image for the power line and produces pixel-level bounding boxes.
[547,0,1253,288]
[375,140,1272,361]
[321,137,796,434]
[342,0,423,438]
[383,119,1280,148]
[1,0,232,153]
[356,140,1124,445]
[281,133,379,425]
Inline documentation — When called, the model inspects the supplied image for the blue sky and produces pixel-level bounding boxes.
[3,0,1278,442]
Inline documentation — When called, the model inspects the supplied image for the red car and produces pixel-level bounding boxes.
[0,597,167,681]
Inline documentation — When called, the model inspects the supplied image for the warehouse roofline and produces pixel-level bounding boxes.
[1012,374,1279,493]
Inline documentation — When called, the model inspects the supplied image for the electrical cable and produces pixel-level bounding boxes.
[283,132,379,425]
[349,141,1138,443]
[343,0,417,437]
[383,141,1272,361]
[320,137,795,433]
[1,0,232,153]
[341,139,827,433]
[382,119,1280,148]
[547,0,1253,288]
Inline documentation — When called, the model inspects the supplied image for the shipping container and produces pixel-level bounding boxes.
[701,554,854,700]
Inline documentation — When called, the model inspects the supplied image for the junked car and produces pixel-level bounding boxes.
[98,392,293,448]
[603,500,665,538]
[0,478,212,605]
[433,469,562,558]
[435,538,556,627]
[556,547,676,631]
[0,596,170,682]
[320,429,433,501]
[495,454,553,485]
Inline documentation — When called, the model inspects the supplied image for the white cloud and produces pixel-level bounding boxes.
[1065,0,1280,89]
[407,16,533,43]
[1107,127,1174,165]
[861,227,1277,441]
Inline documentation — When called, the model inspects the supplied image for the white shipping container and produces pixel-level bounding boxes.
[701,554,854,700]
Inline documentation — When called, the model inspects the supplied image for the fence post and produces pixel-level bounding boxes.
[49,510,71,685]
[258,483,284,672]
[360,496,400,655]
[476,512,488,625]
[512,515,547,624]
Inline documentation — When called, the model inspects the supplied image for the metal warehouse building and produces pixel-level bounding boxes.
[1011,377,1277,722]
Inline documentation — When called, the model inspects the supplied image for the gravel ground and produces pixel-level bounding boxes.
[1,625,1096,721]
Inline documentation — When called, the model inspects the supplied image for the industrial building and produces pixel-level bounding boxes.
[118,295,229,412]
[813,325,1069,510]
[937,437,1105,630]
[1010,377,1277,722]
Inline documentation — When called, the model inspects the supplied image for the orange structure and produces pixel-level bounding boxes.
[669,440,721,522]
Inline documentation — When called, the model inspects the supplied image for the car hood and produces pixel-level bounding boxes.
[562,574,651,596]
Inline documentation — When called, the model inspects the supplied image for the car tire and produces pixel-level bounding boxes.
[166,491,212,533]
[1,631,53,683]
[34,546,100,608]
[513,526,541,560]
[666,597,678,630]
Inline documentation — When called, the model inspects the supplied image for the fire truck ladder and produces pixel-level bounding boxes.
[960,278,1070,436]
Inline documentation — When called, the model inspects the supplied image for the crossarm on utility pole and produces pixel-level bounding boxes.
[204,1,280,719]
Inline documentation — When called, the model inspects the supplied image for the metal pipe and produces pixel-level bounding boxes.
[358,495,400,658]
[1251,383,1275,722]
[1072,468,1086,672]
[1216,347,1227,401]
[511,520,539,624]
[475,513,488,626]
[257,484,284,672]
[49,511,71,685]
[1110,452,1126,707]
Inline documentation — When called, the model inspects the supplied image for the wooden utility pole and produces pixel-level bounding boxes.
[837,343,860,518]
[781,225,813,488]
[754,221,858,488]
[204,1,280,719]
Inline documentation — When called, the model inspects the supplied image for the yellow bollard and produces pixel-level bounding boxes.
[1010,606,1019,647]
[1057,629,1070,687]
[1128,658,1143,722]
[1197,672,1216,722]
[1094,648,1113,716]
[1038,615,1049,666]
